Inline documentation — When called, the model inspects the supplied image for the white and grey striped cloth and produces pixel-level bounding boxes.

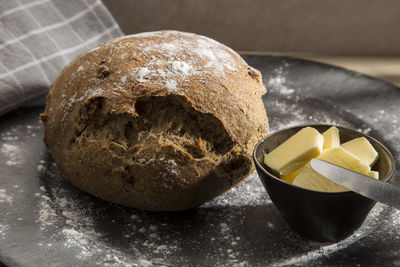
[0,0,123,115]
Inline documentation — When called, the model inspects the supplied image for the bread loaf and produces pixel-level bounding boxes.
[40,30,268,211]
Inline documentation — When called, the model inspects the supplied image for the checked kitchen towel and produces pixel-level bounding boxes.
[0,0,123,115]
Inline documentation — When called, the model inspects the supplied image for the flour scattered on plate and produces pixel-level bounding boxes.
[267,66,295,95]
[1,143,22,166]
[0,189,13,204]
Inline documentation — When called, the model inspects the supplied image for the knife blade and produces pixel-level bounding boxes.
[310,158,400,209]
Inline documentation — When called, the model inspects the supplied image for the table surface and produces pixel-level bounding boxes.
[243,53,400,87]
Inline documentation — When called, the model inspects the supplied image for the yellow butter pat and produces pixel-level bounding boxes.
[279,160,308,176]
[281,168,302,184]
[341,137,378,166]
[369,170,379,179]
[264,127,324,175]
[292,146,375,192]
[322,126,340,150]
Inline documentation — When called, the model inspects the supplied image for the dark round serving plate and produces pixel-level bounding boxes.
[1,55,400,266]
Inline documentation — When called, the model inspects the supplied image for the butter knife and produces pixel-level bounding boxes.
[310,158,400,209]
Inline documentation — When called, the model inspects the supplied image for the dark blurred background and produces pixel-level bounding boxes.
[103,0,400,55]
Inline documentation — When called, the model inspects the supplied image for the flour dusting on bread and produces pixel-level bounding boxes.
[41,30,268,211]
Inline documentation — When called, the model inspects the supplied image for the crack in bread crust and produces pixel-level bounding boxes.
[64,95,252,210]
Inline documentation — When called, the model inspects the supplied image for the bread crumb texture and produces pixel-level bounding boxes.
[40,30,268,211]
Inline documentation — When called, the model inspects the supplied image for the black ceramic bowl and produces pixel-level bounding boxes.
[253,124,395,242]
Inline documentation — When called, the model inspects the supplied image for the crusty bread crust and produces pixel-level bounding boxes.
[40,30,268,211]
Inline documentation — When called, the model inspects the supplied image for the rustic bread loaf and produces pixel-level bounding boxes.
[40,30,269,211]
